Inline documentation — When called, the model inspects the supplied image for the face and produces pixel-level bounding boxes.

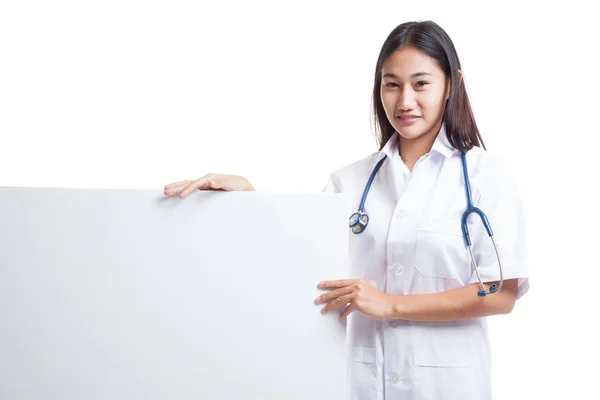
[380,47,450,144]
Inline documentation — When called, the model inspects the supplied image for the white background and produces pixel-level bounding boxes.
[1,0,599,398]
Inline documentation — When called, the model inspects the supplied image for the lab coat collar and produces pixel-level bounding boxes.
[379,131,400,161]
[431,123,456,159]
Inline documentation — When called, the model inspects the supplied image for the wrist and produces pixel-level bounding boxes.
[387,295,406,320]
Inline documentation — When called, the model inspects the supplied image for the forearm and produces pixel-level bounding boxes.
[389,279,519,321]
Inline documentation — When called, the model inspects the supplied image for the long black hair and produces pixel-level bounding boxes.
[372,21,485,152]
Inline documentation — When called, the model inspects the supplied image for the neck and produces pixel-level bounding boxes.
[398,123,442,171]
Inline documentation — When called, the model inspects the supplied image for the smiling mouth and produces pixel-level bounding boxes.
[396,115,420,123]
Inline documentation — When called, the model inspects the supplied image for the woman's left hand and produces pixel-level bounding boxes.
[315,279,395,320]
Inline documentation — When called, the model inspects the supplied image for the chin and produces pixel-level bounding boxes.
[396,122,439,142]
[395,127,422,140]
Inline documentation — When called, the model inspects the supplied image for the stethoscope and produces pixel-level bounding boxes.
[348,152,504,297]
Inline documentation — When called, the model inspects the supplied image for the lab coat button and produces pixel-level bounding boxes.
[396,210,407,219]
[393,264,403,274]
[390,373,400,385]
[388,320,400,328]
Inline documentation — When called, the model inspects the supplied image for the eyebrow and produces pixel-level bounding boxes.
[382,72,433,79]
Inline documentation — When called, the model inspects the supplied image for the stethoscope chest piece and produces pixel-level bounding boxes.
[349,212,369,234]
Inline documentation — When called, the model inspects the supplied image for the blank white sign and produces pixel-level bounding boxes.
[0,187,349,400]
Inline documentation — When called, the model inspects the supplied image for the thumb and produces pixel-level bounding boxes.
[208,178,237,191]
[208,179,223,190]
[209,177,248,191]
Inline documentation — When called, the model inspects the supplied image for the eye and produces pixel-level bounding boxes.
[384,82,399,88]
[415,81,429,88]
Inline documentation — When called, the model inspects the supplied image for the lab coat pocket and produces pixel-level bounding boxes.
[413,361,479,399]
[349,346,377,364]
[413,326,483,399]
[412,329,472,367]
[414,217,468,280]
[348,346,379,400]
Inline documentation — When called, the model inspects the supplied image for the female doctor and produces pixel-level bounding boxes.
[164,20,529,400]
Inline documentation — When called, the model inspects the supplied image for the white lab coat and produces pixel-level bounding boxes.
[324,125,529,400]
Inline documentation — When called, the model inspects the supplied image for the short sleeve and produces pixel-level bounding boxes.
[468,161,530,299]
[322,173,343,194]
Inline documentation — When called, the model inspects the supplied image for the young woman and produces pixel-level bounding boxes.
[164,20,529,400]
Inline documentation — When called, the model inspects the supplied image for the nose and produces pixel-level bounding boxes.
[396,87,416,111]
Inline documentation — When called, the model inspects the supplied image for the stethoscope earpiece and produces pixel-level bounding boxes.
[477,284,498,297]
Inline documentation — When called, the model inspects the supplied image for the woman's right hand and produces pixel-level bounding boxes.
[163,174,254,198]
